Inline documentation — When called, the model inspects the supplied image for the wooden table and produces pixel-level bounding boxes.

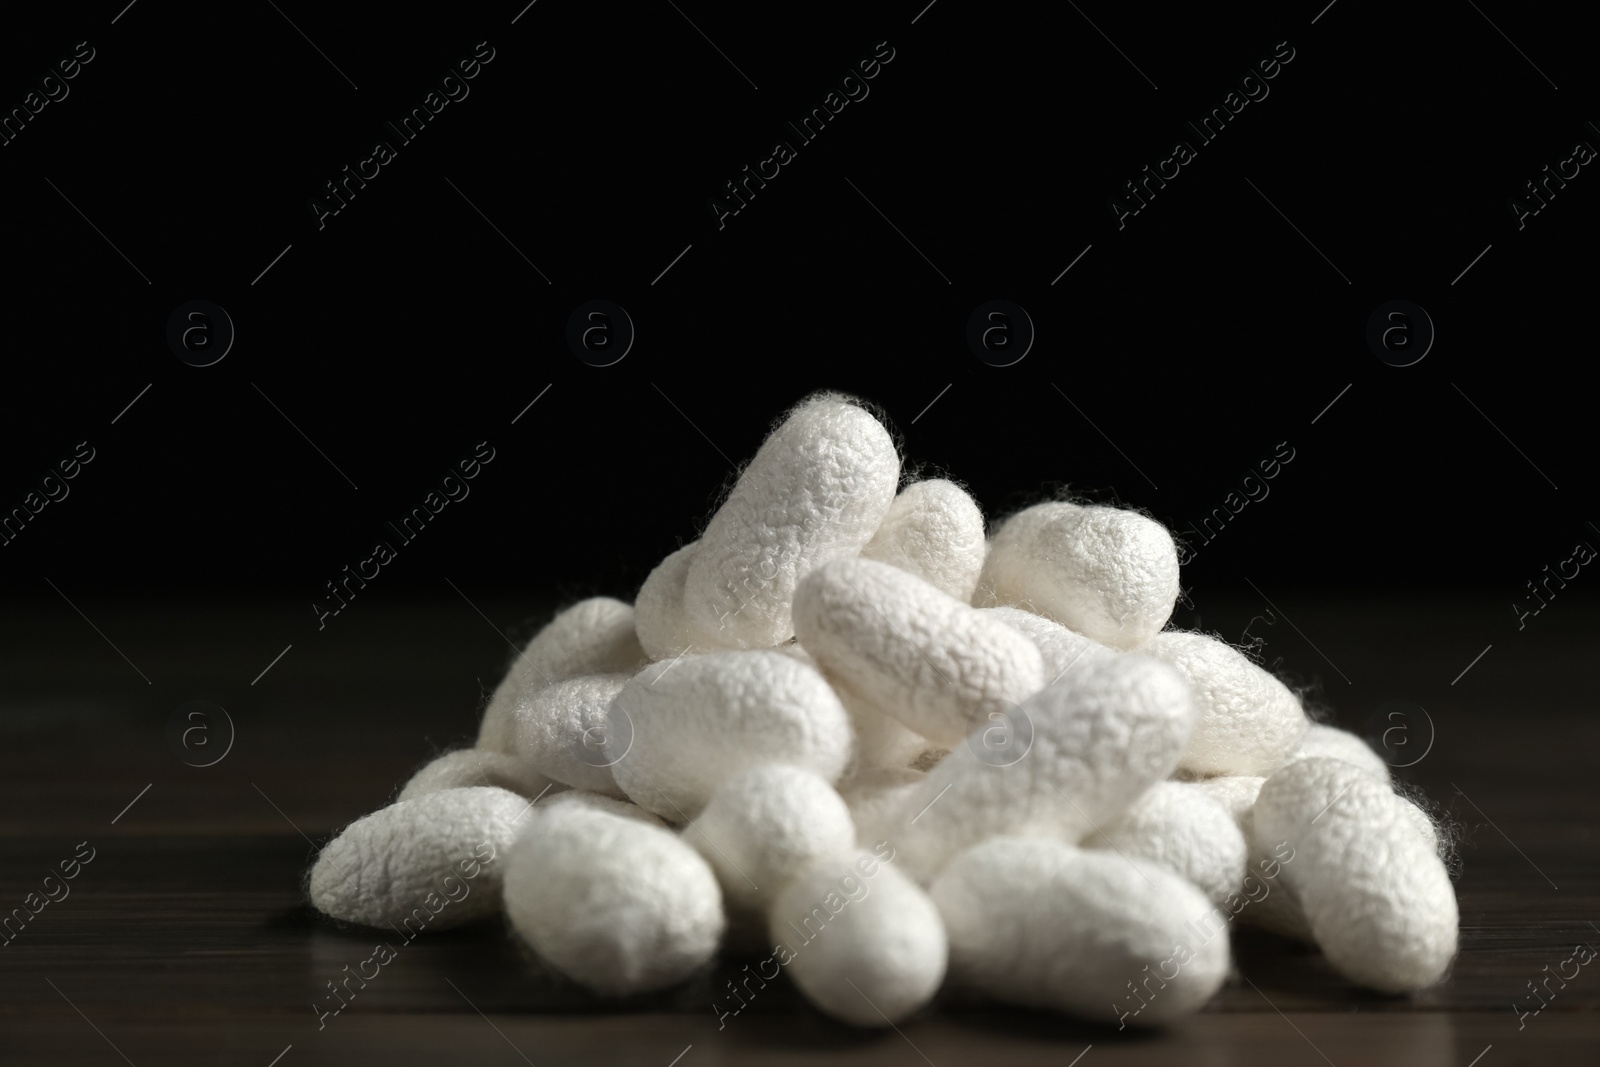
[3,594,1595,1065]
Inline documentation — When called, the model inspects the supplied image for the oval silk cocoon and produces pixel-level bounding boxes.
[861,478,988,602]
[634,541,722,661]
[398,749,560,803]
[768,848,947,1027]
[683,394,900,649]
[309,786,532,929]
[510,673,630,796]
[477,598,646,753]
[503,797,724,996]
[792,557,1044,749]
[976,501,1180,649]
[1097,780,1249,908]
[609,650,853,819]
[1251,757,1458,992]
[932,837,1229,1026]
[688,764,856,914]
[1293,722,1392,781]
[891,653,1196,883]
[979,605,1115,686]
[1142,630,1309,777]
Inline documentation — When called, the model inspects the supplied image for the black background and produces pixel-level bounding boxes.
[0,0,1590,613]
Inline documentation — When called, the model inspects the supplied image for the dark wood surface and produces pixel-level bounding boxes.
[3,593,1596,1065]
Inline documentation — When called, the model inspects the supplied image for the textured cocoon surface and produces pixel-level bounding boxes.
[1191,774,1265,829]
[1235,806,1314,941]
[932,837,1229,1025]
[609,651,853,819]
[1293,722,1391,781]
[782,635,909,771]
[477,598,646,753]
[792,558,1045,748]
[1396,794,1442,856]
[861,479,988,602]
[1143,631,1309,777]
[538,789,666,825]
[688,765,855,913]
[768,849,946,1026]
[503,795,723,995]
[891,653,1196,883]
[682,394,900,649]
[840,767,926,850]
[835,680,931,774]
[1184,778,1309,938]
[510,673,630,796]
[975,502,1180,649]
[398,749,560,803]
[1098,781,1248,908]
[980,605,1115,685]
[310,786,531,929]
[1252,757,1458,992]
[1239,848,1313,938]
[634,542,720,661]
